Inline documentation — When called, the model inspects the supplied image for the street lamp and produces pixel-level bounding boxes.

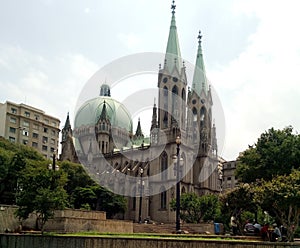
[138,167,144,223]
[48,151,59,171]
[175,136,181,233]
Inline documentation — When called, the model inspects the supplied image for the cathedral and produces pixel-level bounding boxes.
[60,1,220,223]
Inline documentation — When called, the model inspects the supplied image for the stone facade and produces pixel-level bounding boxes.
[60,2,221,224]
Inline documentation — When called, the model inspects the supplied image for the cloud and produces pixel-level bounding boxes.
[118,33,141,50]
[210,0,300,160]
[0,44,99,131]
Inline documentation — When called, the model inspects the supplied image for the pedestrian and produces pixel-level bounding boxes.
[271,223,282,242]
[230,215,238,235]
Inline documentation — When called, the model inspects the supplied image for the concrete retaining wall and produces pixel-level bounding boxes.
[1,234,299,248]
[0,205,132,234]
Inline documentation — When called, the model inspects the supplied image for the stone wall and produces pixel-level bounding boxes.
[0,205,132,234]
[0,205,20,232]
[1,234,299,248]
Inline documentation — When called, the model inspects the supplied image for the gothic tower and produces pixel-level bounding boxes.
[157,1,187,143]
[187,31,218,193]
[60,113,79,163]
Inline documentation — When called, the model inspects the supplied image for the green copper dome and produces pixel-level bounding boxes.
[74,96,133,133]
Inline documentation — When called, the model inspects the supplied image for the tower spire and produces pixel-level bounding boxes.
[192,31,208,96]
[64,112,71,129]
[135,118,144,138]
[99,101,109,121]
[164,0,182,72]
[151,100,158,131]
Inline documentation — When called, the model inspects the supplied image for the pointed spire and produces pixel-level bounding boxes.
[99,101,109,121]
[151,99,158,130]
[64,112,71,129]
[192,31,208,97]
[164,0,182,72]
[135,118,144,137]
[62,112,72,143]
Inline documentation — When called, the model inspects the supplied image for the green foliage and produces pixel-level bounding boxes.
[59,160,127,218]
[0,137,46,204]
[170,193,220,223]
[236,126,300,183]
[253,170,300,242]
[0,137,127,221]
[93,185,127,218]
[219,184,257,232]
[15,160,68,233]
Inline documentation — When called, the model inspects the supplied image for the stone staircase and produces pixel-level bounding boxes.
[133,223,214,234]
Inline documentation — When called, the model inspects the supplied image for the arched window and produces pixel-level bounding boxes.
[163,86,168,109]
[192,107,197,122]
[161,152,168,180]
[181,186,186,194]
[181,88,186,101]
[160,186,167,209]
[172,86,178,118]
[200,107,206,129]
[163,87,168,127]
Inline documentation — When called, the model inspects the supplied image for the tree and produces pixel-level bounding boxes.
[170,193,220,223]
[0,137,45,204]
[254,170,300,242]
[219,184,257,233]
[236,126,300,183]
[93,185,127,218]
[15,160,68,233]
[59,161,127,218]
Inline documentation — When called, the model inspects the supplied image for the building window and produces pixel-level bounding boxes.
[23,121,29,127]
[161,152,168,180]
[52,121,56,127]
[227,177,231,181]
[9,136,15,142]
[11,108,17,114]
[9,127,16,133]
[33,124,39,130]
[42,136,48,143]
[160,190,167,210]
[42,145,47,151]
[23,140,28,145]
[32,133,38,139]
[10,117,16,123]
[44,119,49,124]
[32,142,38,148]
[34,115,39,121]
[43,127,48,133]
[22,130,29,136]
[51,130,55,136]
[24,111,30,117]
[50,147,55,153]
[50,138,55,145]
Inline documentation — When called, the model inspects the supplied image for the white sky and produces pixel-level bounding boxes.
[1,0,300,160]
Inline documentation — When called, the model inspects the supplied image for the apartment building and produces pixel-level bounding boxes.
[222,160,238,191]
[0,101,60,159]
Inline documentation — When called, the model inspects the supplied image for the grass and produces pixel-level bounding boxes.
[54,232,259,242]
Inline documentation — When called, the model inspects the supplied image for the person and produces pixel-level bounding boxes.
[254,221,262,235]
[230,215,238,235]
[271,223,282,242]
[260,223,269,241]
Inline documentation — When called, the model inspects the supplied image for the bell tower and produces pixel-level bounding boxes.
[157,0,187,143]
